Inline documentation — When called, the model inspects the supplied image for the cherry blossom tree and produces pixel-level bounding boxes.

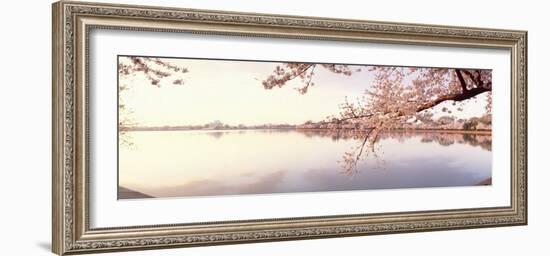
[118,57,189,145]
[262,63,492,172]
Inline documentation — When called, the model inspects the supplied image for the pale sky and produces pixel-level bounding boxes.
[119,57,488,127]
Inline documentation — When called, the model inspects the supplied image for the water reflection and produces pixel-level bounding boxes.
[300,129,492,151]
[194,129,492,151]
[292,129,491,175]
[118,130,492,199]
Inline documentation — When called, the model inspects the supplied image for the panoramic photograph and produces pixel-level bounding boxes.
[117,56,492,199]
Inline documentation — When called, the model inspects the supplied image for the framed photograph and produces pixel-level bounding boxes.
[52,1,527,255]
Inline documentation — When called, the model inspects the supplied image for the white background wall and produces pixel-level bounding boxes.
[0,0,547,255]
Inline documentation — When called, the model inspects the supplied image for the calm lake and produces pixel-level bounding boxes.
[118,130,492,199]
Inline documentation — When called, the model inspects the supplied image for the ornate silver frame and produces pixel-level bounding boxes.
[52,1,527,255]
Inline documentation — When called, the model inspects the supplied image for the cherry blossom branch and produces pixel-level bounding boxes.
[262,63,355,92]
[118,57,189,86]
[455,69,469,93]
[298,65,317,94]
[416,86,491,113]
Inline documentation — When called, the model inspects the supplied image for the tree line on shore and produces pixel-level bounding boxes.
[121,113,491,132]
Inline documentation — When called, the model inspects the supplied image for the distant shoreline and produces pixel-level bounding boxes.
[118,186,154,199]
[121,127,491,135]
[477,178,492,185]
[293,128,491,135]
[386,128,491,135]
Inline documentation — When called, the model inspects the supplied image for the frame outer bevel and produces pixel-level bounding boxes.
[52,1,527,255]
[52,1,65,255]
